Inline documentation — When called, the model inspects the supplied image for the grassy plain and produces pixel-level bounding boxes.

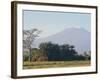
[23,60,90,69]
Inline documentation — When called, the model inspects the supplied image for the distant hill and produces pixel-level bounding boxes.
[33,28,91,54]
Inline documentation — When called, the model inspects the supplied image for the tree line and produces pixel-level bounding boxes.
[24,42,90,61]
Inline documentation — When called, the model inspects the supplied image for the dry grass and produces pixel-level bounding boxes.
[23,60,90,69]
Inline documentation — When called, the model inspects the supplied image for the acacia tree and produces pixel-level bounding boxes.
[23,28,41,62]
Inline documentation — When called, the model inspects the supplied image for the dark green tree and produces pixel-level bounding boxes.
[60,44,77,60]
[39,42,78,61]
[39,42,61,61]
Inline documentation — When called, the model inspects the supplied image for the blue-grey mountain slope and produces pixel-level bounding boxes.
[33,28,91,54]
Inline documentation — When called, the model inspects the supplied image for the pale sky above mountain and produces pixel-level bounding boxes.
[23,10,91,38]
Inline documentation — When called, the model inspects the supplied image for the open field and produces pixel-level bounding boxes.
[23,61,90,69]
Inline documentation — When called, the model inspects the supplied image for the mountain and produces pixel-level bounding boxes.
[33,28,91,54]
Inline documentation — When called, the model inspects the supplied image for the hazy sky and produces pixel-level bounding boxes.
[23,10,91,38]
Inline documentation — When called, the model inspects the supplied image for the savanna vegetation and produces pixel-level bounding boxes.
[23,28,91,69]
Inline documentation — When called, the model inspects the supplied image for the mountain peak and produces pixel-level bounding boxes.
[33,27,90,54]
